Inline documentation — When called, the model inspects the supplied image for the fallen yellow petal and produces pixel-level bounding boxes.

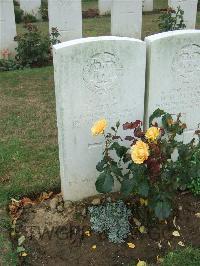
[127,242,136,249]
[11,231,16,237]
[85,231,91,237]
[92,245,96,249]
[178,241,185,247]
[172,230,180,237]
[140,198,148,206]
[137,260,147,266]
[139,226,147,234]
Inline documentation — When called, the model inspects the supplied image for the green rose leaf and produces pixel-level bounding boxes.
[154,201,171,220]
[109,142,128,158]
[96,158,106,172]
[121,178,136,196]
[149,108,165,126]
[95,172,114,193]
[138,181,149,197]
[110,164,123,177]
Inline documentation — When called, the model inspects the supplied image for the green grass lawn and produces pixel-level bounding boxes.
[0,67,59,265]
[0,67,59,207]
[82,0,98,11]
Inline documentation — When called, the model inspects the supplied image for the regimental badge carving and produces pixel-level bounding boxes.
[172,44,200,84]
[83,52,123,94]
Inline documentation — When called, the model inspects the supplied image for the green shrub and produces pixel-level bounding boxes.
[158,6,186,32]
[15,24,60,67]
[88,200,131,243]
[186,149,200,195]
[23,13,37,23]
[13,0,20,7]
[14,6,24,24]
[50,27,61,45]
[15,24,49,67]
[162,247,200,266]
[189,176,200,195]
[39,0,48,21]
[92,109,200,221]
[0,58,23,72]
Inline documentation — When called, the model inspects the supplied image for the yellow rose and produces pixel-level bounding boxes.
[91,119,107,136]
[140,198,148,206]
[131,140,149,164]
[145,127,160,142]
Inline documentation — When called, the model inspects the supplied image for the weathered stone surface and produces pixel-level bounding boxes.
[169,0,198,29]
[144,30,200,143]
[20,0,41,19]
[53,36,146,200]
[0,0,17,58]
[143,0,154,11]
[98,0,112,15]
[48,0,82,42]
[111,0,143,39]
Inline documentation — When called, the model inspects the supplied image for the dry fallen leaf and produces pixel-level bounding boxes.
[18,235,25,246]
[178,241,185,247]
[172,230,180,237]
[21,197,35,206]
[157,256,164,264]
[133,218,141,227]
[195,213,200,218]
[167,241,171,247]
[38,191,53,202]
[173,216,177,228]
[127,242,136,249]
[158,242,162,249]
[21,252,28,257]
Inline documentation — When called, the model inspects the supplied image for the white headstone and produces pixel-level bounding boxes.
[98,0,112,15]
[143,0,154,11]
[145,30,200,143]
[169,0,198,29]
[20,0,41,19]
[48,0,82,42]
[0,0,17,58]
[53,36,146,201]
[111,0,143,39]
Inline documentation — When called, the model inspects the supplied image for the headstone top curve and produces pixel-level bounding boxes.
[145,30,200,43]
[53,36,145,51]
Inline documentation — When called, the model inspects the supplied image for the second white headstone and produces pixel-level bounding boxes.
[0,0,17,58]
[20,0,41,19]
[111,0,143,39]
[98,0,112,15]
[143,0,154,11]
[48,0,82,42]
[145,30,200,143]
[169,0,198,29]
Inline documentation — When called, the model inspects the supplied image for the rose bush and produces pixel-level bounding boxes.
[91,109,200,221]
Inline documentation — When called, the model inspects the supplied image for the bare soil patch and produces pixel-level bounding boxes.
[14,192,200,266]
